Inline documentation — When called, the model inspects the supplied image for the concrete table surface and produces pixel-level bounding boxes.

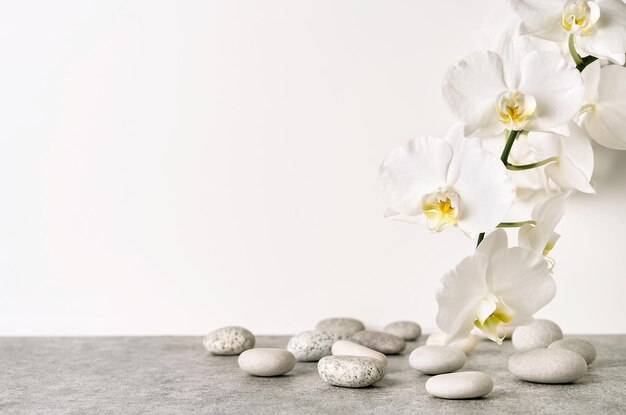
[1,335,625,414]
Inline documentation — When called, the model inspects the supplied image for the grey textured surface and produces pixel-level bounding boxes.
[1,335,625,414]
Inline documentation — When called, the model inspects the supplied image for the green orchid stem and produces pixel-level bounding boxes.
[569,34,598,72]
[477,129,522,248]
[497,220,537,228]
[568,35,583,66]
[500,129,522,165]
[506,156,560,171]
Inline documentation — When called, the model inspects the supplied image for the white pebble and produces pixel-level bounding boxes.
[318,356,385,388]
[509,348,587,384]
[238,348,296,376]
[426,332,478,354]
[425,371,493,399]
[287,331,337,362]
[383,321,421,340]
[512,319,563,350]
[409,345,466,375]
[203,326,255,355]
[549,338,597,365]
[332,340,388,367]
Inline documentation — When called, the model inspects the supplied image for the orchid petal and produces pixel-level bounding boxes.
[436,255,487,344]
[442,51,507,137]
[379,137,452,216]
[519,52,584,132]
[509,0,566,42]
[487,247,556,321]
[582,64,626,150]
[453,149,516,234]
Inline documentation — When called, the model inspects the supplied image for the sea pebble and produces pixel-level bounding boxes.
[549,338,597,365]
[315,317,365,337]
[332,340,388,367]
[509,348,587,384]
[512,319,563,350]
[425,371,494,399]
[351,330,406,355]
[238,348,296,377]
[426,333,479,354]
[203,326,255,355]
[318,356,385,388]
[383,321,421,340]
[287,330,337,362]
[409,345,466,375]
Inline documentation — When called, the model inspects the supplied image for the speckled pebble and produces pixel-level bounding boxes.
[318,356,385,388]
[383,321,421,340]
[509,348,587,384]
[332,340,388,367]
[238,348,296,377]
[351,330,405,355]
[549,338,597,365]
[315,318,365,337]
[203,326,255,355]
[287,331,337,362]
[409,345,466,375]
[512,319,563,350]
[425,371,493,399]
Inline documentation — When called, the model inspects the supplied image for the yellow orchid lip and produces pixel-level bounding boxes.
[474,295,514,344]
[421,190,459,232]
[561,0,600,35]
[496,90,536,131]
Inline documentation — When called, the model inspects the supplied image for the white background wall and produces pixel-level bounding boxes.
[2,0,625,336]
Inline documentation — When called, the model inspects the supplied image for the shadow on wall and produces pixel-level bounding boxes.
[591,143,626,192]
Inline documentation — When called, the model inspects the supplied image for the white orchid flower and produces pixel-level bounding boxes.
[526,122,595,193]
[379,124,516,235]
[518,192,569,262]
[510,0,626,64]
[579,60,626,150]
[436,229,556,344]
[442,39,584,138]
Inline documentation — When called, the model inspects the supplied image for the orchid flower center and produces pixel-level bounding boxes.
[421,190,459,232]
[496,90,536,131]
[474,293,514,344]
[561,0,600,35]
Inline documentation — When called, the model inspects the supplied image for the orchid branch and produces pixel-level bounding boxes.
[497,221,537,228]
[506,156,560,171]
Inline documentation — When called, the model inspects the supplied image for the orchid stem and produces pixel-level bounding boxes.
[477,129,522,248]
[506,156,559,171]
[568,35,583,66]
[500,129,521,165]
[497,220,537,228]
[569,34,598,72]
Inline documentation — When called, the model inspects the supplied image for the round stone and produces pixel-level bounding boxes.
[549,338,597,365]
[351,330,406,355]
[332,340,388,367]
[238,348,296,377]
[512,319,563,350]
[425,371,493,399]
[203,326,255,355]
[318,356,385,388]
[315,318,365,337]
[409,345,466,375]
[426,333,478,354]
[509,348,588,384]
[287,331,337,362]
[383,321,422,340]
